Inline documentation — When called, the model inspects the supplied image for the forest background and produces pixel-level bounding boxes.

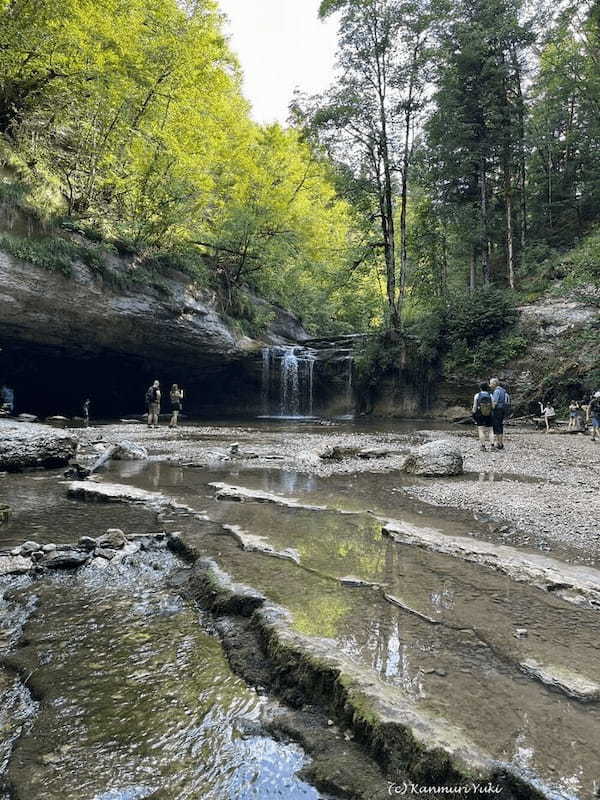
[0,0,599,381]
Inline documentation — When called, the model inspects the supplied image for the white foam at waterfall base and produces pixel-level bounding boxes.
[260,346,317,419]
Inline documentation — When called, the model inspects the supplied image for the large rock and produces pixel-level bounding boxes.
[0,420,77,471]
[402,440,463,477]
[520,660,600,703]
[42,550,90,569]
[113,441,148,461]
[0,554,32,575]
[97,528,127,549]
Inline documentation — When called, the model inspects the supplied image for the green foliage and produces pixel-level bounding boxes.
[561,229,600,289]
[446,287,518,349]
[442,289,525,374]
[0,233,75,276]
[1,0,599,352]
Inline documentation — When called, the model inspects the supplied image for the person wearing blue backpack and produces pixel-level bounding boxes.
[472,382,494,451]
[490,377,511,450]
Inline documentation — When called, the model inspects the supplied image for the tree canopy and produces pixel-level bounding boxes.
[1,0,599,336]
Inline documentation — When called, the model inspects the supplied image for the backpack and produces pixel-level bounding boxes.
[146,386,157,405]
[476,392,493,417]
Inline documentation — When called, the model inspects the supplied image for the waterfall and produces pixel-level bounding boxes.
[346,355,353,409]
[307,357,314,417]
[280,348,300,416]
[260,346,316,417]
[261,347,271,416]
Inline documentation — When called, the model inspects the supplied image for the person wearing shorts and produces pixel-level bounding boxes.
[169,384,184,428]
[588,392,600,442]
[146,380,161,428]
[472,382,494,451]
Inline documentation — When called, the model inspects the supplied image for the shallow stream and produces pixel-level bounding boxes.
[1,419,599,799]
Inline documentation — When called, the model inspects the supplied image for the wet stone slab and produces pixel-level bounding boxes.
[0,558,320,800]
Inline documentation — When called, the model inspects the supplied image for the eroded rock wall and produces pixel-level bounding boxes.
[0,250,307,417]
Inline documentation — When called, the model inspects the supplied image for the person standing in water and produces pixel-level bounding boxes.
[472,382,494,451]
[146,380,161,428]
[169,384,184,428]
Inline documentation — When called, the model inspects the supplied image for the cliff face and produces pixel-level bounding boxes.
[371,291,600,419]
[0,249,307,417]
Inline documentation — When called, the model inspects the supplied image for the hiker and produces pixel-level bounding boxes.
[587,392,600,442]
[0,384,14,415]
[82,398,91,427]
[574,401,586,432]
[489,377,510,450]
[472,382,494,451]
[169,384,184,428]
[146,380,161,428]
[539,400,556,432]
[568,400,579,431]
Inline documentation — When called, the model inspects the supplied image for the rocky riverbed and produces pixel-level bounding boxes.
[74,418,600,564]
[2,416,600,799]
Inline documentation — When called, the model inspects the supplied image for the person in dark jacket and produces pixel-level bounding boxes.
[472,382,493,451]
[146,380,161,428]
[490,377,511,450]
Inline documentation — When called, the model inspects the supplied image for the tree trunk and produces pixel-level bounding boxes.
[470,247,476,292]
[399,39,421,309]
[505,163,515,289]
[479,160,491,283]
[511,45,527,250]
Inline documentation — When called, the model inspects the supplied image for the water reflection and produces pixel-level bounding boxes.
[2,564,319,800]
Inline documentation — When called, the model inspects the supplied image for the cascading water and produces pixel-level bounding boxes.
[345,355,353,409]
[260,346,316,418]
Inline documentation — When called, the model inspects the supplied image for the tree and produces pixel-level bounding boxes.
[302,0,431,329]
[527,3,600,246]
[425,0,532,289]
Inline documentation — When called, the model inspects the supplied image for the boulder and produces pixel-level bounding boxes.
[16,413,38,423]
[78,536,97,550]
[113,441,148,461]
[45,416,70,428]
[96,547,118,560]
[20,541,41,555]
[97,528,127,549]
[0,554,32,575]
[403,440,463,477]
[520,660,600,702]
[43,550,90,569]
[0,420,78,471]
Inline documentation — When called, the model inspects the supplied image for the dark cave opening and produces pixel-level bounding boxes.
[0,341,261,420]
